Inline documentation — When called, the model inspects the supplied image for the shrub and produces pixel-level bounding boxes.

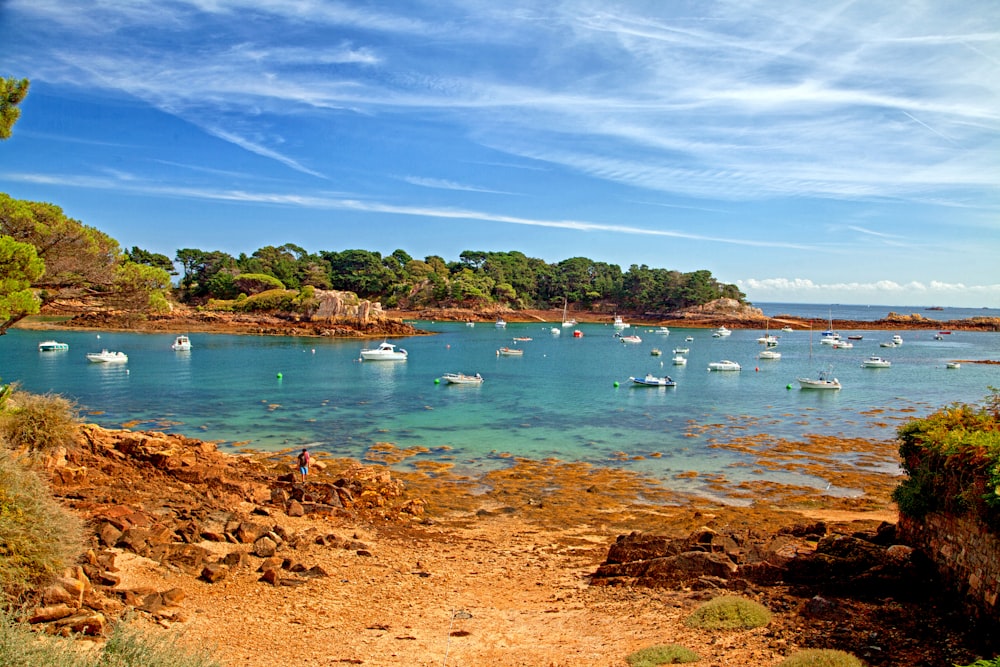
[0,609,222,666]
[626,643,700,665]
[233,288,297,312]
[958,659,1000,667]
[0,389,79,453]
[684,595,772,630]
[0,452,84,598]
[776,649,865,666]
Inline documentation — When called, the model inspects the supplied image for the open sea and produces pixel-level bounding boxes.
[2,302,998,498]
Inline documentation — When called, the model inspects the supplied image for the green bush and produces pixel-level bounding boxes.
[776,649,865,666]
[626,643,700,665]
[233,288,297,312]
[0,389,80,453]
[0,452,84,598]
[0,609,222,666]
[684,595,772,630]
[957,659,1000,667]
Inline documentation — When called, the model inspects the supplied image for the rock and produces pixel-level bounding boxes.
[801,595,849,621]
[55,611,106,636]
[200,563,229,583]
[162,587,186,606]
[254,536,278,557]
[29,604,76,623]
[287,500,305,517]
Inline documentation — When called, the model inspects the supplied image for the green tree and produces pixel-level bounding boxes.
[0,236,44,323]
[0,194,123,333]
[0,78,30,140]
[174,248,237,301]
[125,246,176,274]
[112,262,171,313]
[233,273,285,296]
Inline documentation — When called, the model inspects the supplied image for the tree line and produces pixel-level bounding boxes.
[0,192,744,334]
[166,245,745,312]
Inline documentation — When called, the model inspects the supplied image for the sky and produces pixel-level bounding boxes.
[1,1,998,308]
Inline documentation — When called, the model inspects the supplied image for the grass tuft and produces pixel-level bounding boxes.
[0,388,80,453]
[776,649,865,666]
[626,643,701,665]
[684,595,772,630]
[0,452,84,598]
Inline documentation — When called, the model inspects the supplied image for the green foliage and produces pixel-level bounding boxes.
[1,77,30,140]
[0,389,80,453]
[684,595,772,630]
[776,649,864,666]
[0,452,84,598]
[233,272,285,295]
[626,643,701,665]
[0,609,222,666]
[894,391,1000,528]
[124,246,175,274]
[232,288,298,312]
[0,236,44,321]
[113,262,172,311]
[957,659,1000,667]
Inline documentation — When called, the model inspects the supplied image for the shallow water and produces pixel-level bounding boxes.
[4,316,998,497]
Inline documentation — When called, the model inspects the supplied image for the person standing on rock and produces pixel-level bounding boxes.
[297,448,311,484]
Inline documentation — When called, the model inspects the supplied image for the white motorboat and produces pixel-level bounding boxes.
[780,326,794,333]
[360,341,408,361]
[497,347,524,356]
[441,372,484,385]
[495,318,507,329]
[685,336,694,342]
[629,374,676,387]
[86,349,128,364]
[831,340,853,349]
[708,360,741,371]
[171,335,192,351]
[757,335,779,345]
[798,368,841,390]
[38,340,69,351]
[879,340,898,348]
[712,326,732,337]
[892,334,903,346]
[613,315,629,329]
[550,327,561,335]
[466,321,475,327]
[619,335,642,344]
[673,347,689,354]
[862,356,891,368]
[650,348,662,356]
[652,326,670,335]
[946,361,961,369]
[672,355,687,365]
[758,349,781,360]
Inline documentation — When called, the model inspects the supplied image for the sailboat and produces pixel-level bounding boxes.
[820,308,840,345]
[757,319,778,346]
[561,298,576,327]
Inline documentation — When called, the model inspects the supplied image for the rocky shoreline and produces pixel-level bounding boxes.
[19,423,998,666]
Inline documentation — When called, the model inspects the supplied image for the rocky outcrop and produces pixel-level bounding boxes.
[23,424,424,634]
[591,522,933,599]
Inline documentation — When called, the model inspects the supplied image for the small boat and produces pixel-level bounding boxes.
[780,326,794,333]
[672,355,687,365]
[862,356,891,368]
[831,340,853,349]
[892,334,903,346]
[86,349,128,364]
[673,347,690,354]
[497,347,524,356]
[685,336,694,342]
[650,348,662,356]
[879,341,898,348]
[512,336,532,342]
[847,335,863,340]
[466,321,475,327]
[360,341,408,361]
[629,374,676,387]
[757,335,779,345]
[708,360,741,371]
[551,327,561,335]
[441,372,484,385]
[495,318,507,329]
[560,299,576,328]
[939,331,952,335]
[946,361,961,369]
[798,368,841,390]
[758,349,781,360]
[613,315,629,329]
[38,340,69,351]
[619,335,642,344]
[561,319,577,328]
[712,326,732,337]
[652,326,670,335]
[573,330,583,338]
[820,333,840,345]
[933,334,944,340]
[171,335,192,351]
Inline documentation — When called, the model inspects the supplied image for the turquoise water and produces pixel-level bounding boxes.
[3,317,998,496]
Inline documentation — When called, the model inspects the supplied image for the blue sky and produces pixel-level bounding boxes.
[1,1,998,307]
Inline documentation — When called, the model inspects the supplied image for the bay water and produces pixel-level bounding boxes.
[3,303,998,498]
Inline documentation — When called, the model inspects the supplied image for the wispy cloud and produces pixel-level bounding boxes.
[400,176,516,195]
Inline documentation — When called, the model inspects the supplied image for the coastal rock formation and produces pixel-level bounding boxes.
[24,424,421,634]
